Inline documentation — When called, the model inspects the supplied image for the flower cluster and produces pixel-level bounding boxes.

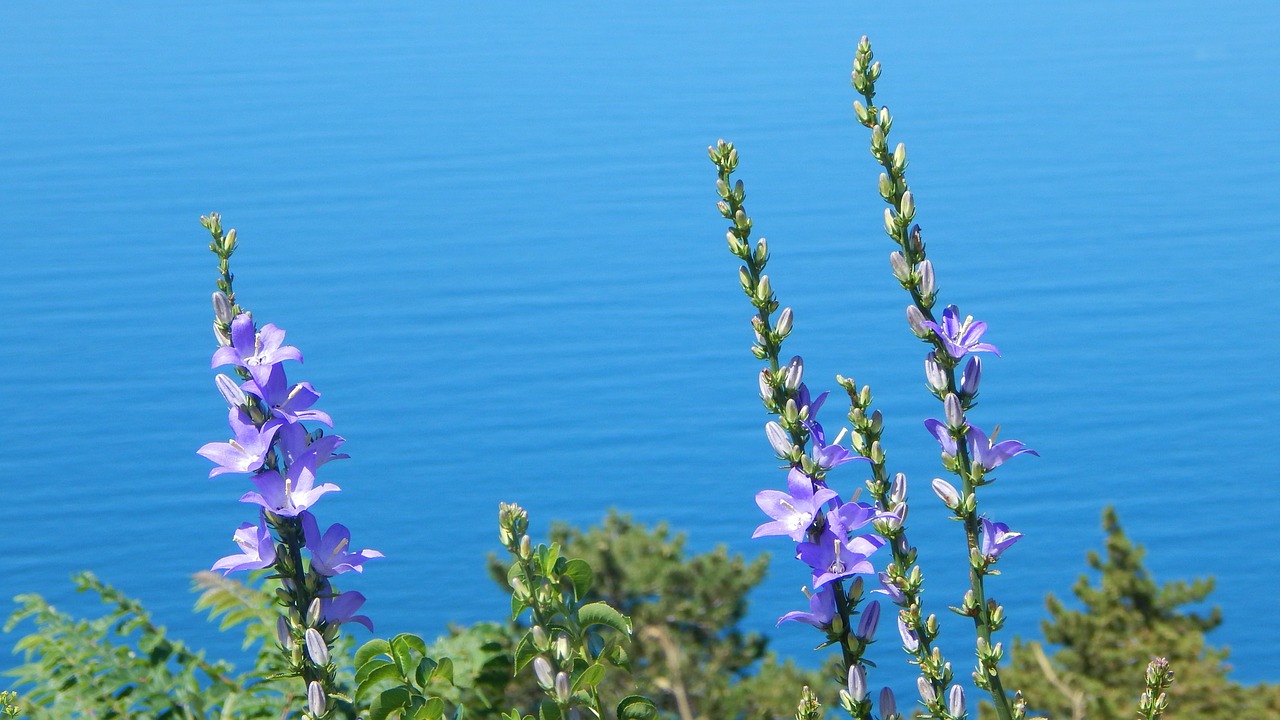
[196,220,382,720]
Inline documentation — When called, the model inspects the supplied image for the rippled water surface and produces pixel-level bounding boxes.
[2,1,1278,691]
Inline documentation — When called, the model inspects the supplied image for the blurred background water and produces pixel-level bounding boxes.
[1,0,1277,694]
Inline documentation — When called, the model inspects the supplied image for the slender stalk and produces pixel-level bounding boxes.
[850,36,1017,720]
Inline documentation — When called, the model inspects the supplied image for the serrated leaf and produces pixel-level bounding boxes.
[370,687,413,720]
[356,639,393,669]
[562,559,593,601]
[617,695,658,720]
[571,663,606,692]
[577,602,631,635]
[513,633,538,673]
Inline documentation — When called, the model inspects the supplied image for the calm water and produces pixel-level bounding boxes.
[2,0,1278,696]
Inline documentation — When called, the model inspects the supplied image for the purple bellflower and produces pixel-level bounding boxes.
[211,513,277,574]
[277,422,349,470]
[754,468,839,542]
[240,456,339,517]
[211,314,303,388]
[302,512,384,576]
[777,584,836,629]
[804,418,864,470]
[920,305,1000,360]
[197,408,282,477]
[966,424,1038,470]
[980,517,1023,559]
[246,364,333,427]
[320,586,374,632]
[797,506,886,588]
[923,418,958,456]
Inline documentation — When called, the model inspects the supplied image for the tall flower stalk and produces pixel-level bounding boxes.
[709,142,887,720]
[849,37,1036,720]
[199,213,381,720]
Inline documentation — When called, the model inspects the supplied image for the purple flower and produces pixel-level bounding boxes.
[197,408,283,477]
[920,305,1000,360]
[980,517,1023,559]
[805,418,865,470]
[211,314,303,388]
[923,417,958,456]
[320,588,374,632]
[897,615,919,652]
[777,585,835,629]
[966,424,1038,470]
[277,422,349,469]
[246,364,333,427]
[796,384,828,417]
[754,468,839,542]
[301,512,384,576]
[797,506,886,588]
[240,456,339,517]
[211,514,277,574]
[873,571,905,604]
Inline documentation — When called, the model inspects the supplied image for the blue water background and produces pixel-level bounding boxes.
[2,1,1278,694]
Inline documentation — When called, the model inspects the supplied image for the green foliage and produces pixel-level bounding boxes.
[1004,508,1280,720]
[351,633,457,720]
[441,511,833,720]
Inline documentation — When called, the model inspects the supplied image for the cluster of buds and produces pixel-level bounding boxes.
[1137,657,1175,720]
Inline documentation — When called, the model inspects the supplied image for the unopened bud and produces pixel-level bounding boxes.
[947,685,966,717]
[214,322,231,347]
[754,237,768,265]
[931,478,960,509]
[215,373,247,407]
[924,353,947,393]
[776,307,793,337]
[847,664,867,701]
[856,601,881,641]
[304,627,329,666]
[880,687,898,719]
[890,473,907,504]
[961,356,982,398]
[533,657,554,689]
[726,230,743,255]
[889,251,910,282]
[784,355,804,391]
[519,534,532,559]
[916,677,935,705]
[900,191,915,220]
[531,625,548,649]
[878,173,894,200]
[755,274,772,303]
[871,125,885,149]
[758,369,775,401]
[555,671,571,703]
[944,394,964,429]
[276,616,293,649]
[877,106,890,127]
[765,421,792,456]
[307,681,327,717]
[893,143,907,171]
[306,598,322,627]
[212,292,232,323]
[853,100,868,123]
[916,259,934,298]
[899,616,920,652]
[553,633,571,663]
[906,305,928,338]
[908,223,923,253]
[884,208,897,236]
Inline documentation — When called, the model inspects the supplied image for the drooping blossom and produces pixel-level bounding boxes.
[320,586,374,631]
[920,305,1000,360]
[873,571,905,604]
[980,517,1023,559]
[211,513,277,574]
[301,512,384,576]
[777,584,836,629]
[246,364,333,427]
[240,455,339,517]
[966,424,1038,470]
[897,615,920,652]
[197,408,282,477]
[754,468,838,542]
[805,417,863,470]
[923,418,958,456]
[211,314,303,387]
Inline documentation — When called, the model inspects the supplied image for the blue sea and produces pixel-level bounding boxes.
[2,0,1277,699]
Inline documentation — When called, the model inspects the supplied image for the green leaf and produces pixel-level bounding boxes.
[562,559,593,601]
[577,602,632,636]
[394,633,430,656]
[539,700,564,720]
[513,633,538,673]
[432,656,455,685]
[356,638,393,669]
[413,696,446,720]
[414,657,439,689]
[369,687,413,720]
[356,662,406,703]
[572,663,606,692]
[356,658,397,685]
[392,636,421,676]
[617,695,658,720]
